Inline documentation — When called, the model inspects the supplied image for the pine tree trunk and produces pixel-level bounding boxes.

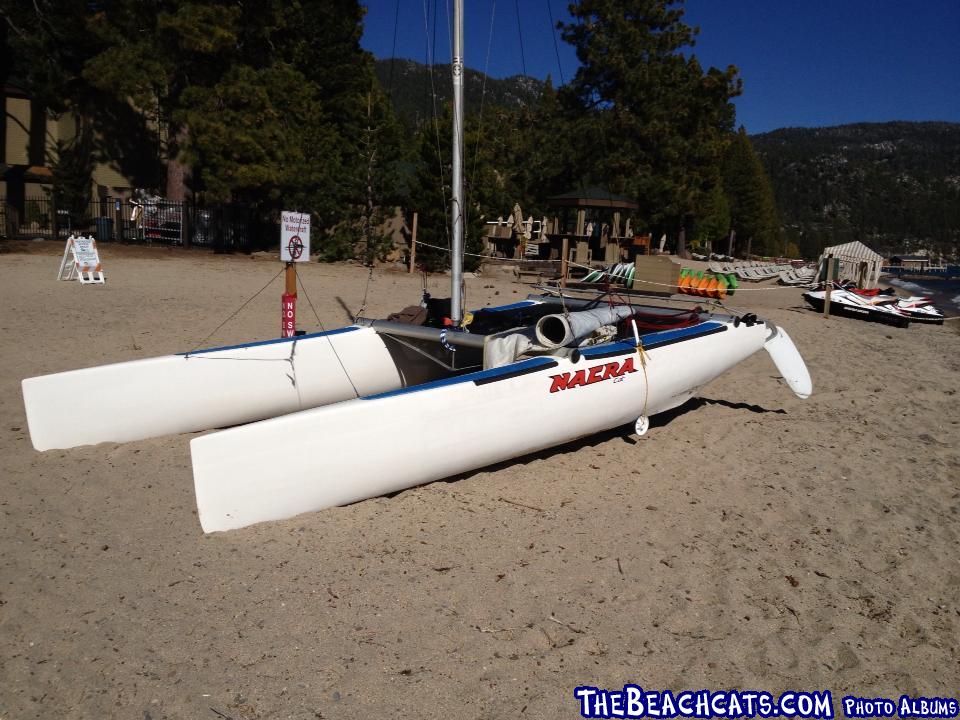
[165,127,189,201]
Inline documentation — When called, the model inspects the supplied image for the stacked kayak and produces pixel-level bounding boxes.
[677,269,738,298]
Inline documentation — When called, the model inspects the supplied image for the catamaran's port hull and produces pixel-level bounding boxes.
[20,299,557,452]
[21,327,405,451]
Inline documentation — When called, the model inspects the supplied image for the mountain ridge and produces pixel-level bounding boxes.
[374,58,545,126]
[751,120,960,257]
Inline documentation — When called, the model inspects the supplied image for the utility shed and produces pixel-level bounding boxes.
[816,240,884,289]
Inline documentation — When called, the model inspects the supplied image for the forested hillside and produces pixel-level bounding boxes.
[374,59,544,125]
[752,122,960,259]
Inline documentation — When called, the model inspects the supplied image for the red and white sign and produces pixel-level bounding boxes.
[280,211,310,262]
[281,293,297,338]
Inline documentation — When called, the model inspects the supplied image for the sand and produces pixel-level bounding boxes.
[1,241,959,719]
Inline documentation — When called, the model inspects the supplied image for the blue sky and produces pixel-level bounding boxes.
[360,0,960,134]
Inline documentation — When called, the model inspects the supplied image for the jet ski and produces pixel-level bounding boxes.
[803,286,911,327]
[844,284,945,325]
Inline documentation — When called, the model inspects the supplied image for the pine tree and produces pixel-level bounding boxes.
[558,0,741,233]
[722,128,781,257]
[77,0,376,224]
[695,181,731,247]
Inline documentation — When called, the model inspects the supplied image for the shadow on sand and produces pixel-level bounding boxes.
[394,396,789,498]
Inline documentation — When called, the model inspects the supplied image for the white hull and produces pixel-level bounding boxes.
[192,319,810,532]
[22,327,403,451]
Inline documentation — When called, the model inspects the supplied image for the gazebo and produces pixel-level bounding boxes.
[545,187,641,265]
[815,240,884,289]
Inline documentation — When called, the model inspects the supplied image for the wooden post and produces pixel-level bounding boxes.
[409,211,418,273]
[285,262,297,296]
[823,257,834,318]
[560,236,569,289]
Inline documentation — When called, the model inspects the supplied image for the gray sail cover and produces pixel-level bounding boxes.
[483,306,636,368]
[534,306,636,348]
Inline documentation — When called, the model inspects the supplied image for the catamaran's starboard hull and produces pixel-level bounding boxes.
[192,319,806,532]
[22,327,402,450]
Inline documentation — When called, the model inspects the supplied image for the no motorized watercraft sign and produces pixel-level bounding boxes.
[280,211,310,262]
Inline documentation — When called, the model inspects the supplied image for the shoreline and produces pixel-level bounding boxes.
[887,276,960,318]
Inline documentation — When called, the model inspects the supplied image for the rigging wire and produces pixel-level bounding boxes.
[356,263,375,320]
[513,0,528,77]
[467,0,497,229]
[461,0,498,319]
[185,266,285,355]
[358,0,403,321]
[422,0,452,250]
[386,0,402,103]
[296,271,361,398]
[545,0,565,86]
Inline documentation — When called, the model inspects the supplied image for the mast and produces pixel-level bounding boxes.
[450,0,464,325]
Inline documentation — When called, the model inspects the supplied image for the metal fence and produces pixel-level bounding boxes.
[1,196,272,253]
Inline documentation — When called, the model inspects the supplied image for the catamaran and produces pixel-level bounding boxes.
[21,0,812,532]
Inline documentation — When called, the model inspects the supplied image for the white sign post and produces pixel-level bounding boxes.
[279,211,310,338]
[58,235,105,284]
[280,211,310,263]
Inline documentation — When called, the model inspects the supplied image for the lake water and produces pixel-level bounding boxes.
[888,276,960,318]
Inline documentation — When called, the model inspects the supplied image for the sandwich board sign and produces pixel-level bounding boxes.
[280,211,310,262]
[58,235,105,284]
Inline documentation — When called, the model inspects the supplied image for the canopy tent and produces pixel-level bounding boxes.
[815,241,884,289]
[546,187,639,211]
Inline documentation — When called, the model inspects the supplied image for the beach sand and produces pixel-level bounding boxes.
[1,242,958,719]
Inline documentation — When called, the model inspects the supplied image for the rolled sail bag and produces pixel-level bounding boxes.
[535,306,637,348]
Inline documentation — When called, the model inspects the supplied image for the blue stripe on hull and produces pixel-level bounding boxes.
[181,325,360,356]
[579,321,728,359]
[362,320,732,401]
[471,300,540,313]
[361,356,559,401]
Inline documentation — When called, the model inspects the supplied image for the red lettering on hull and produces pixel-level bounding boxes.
[548,356,639,393]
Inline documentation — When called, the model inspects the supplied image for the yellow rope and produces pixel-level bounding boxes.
[631,319,651,418]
